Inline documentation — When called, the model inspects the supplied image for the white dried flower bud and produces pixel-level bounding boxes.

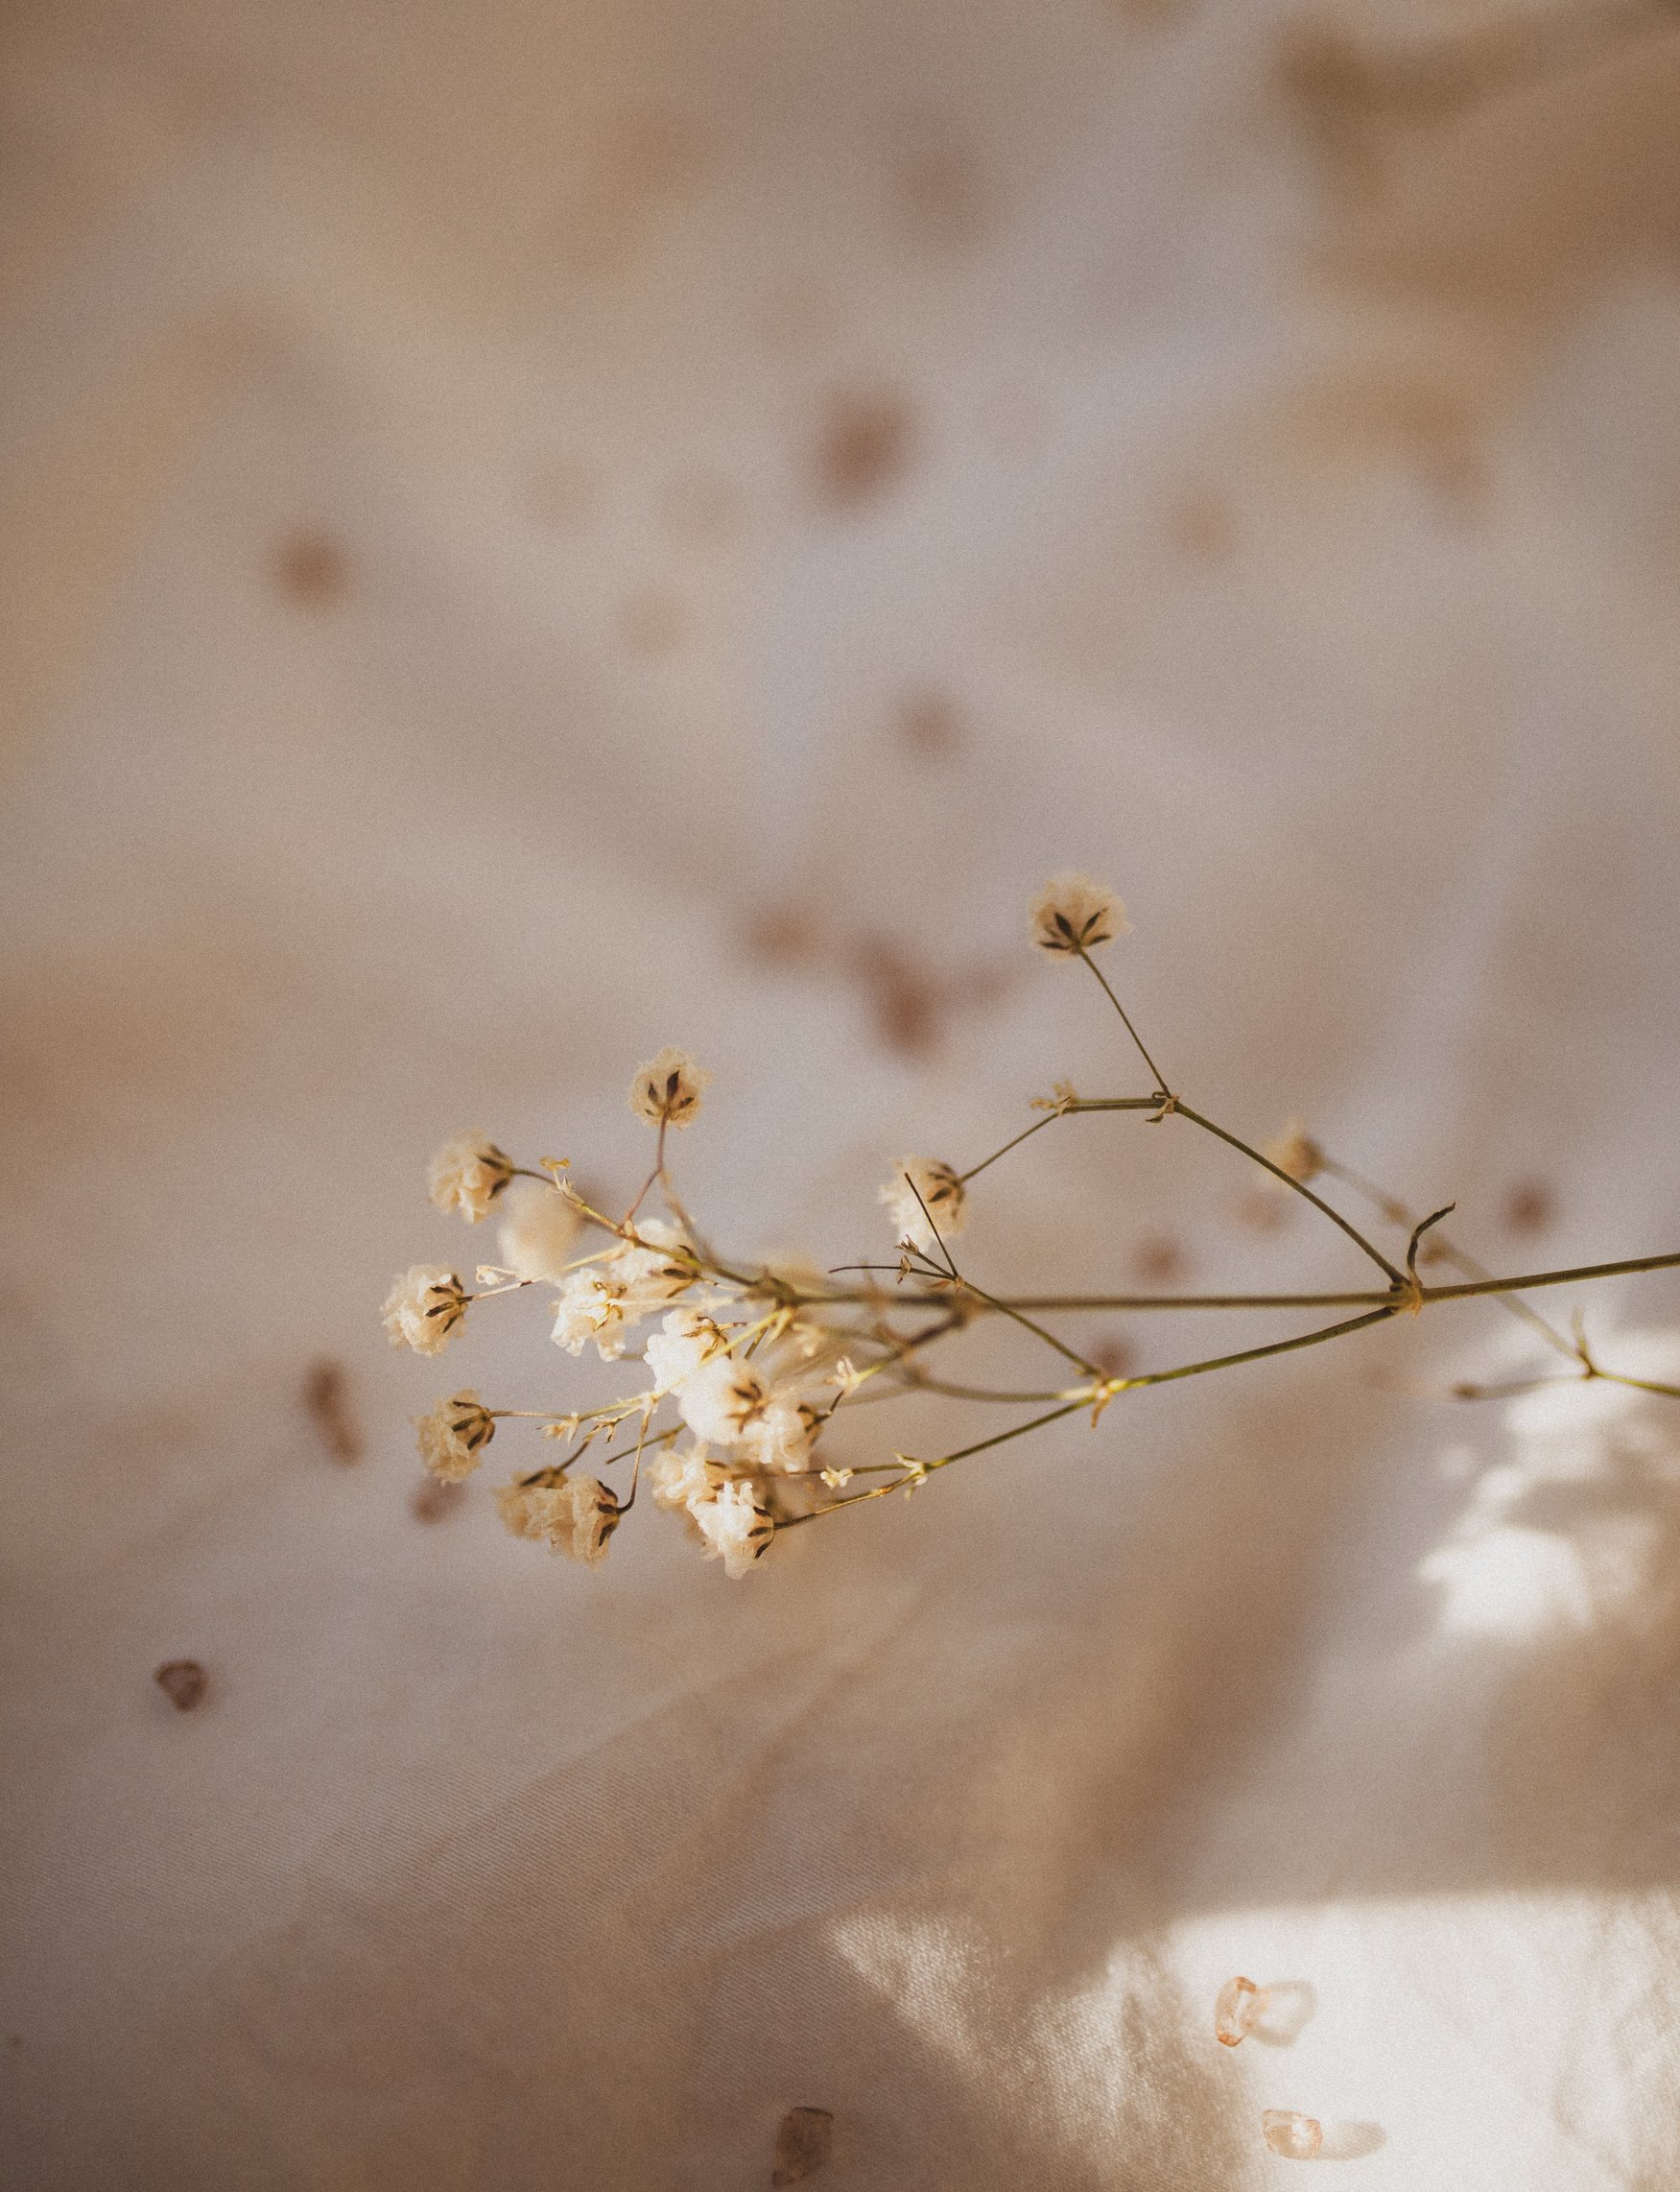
[691,1479,774,1578]
[678,1355,770,1446]
[382,1265,470,1355]
[496,1179,582,1282]
[494,1474,621,1566]
[627,1045,711,1130]
[550,1269,632,1360]
[741,1395,818,1474]
[1029,872,1129,955]
[414,1391,495,1481]
[426,1133,515,1223]
[880,1157,967,1253]
[649,1442,724,1512]
[614,1219,699,1311]
[644,1306,729,1393]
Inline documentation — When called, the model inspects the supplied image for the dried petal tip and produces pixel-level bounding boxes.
[382,1265,470,1355]
[772,2104,835,2185]
[628,1045,712,1130]
[495,1475,622,1567]
[880,1157,967,1253]
[154,1660,208,1712]
[415,1391,495,1482]
[427,1133,514,1222]
[1214,1974,1267,2046]
[1263,1120,1323,1185]
[1029,872,1129,956]
[1262,2110,1323,2160]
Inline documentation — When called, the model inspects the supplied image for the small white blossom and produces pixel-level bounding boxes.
[644,1306,730,1393]
[741,1395,818,1474]
[880,1157,967,1254]
[550,1268,633,1360]
[678,1354,770,1446]
[427,1133,515,1223]
[1029,872,1129,956]
[497,1179,582,1282]
[615,1219,699,1311]
[494,1474,621,1566]
[414,1391,495,1481]
[649,1442,724,1512]
[382,1265,470,1355]
[628,1046,711,1130]
[692,1479,774,1578]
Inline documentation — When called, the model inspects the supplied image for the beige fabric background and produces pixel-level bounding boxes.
[6,1,1680,2184]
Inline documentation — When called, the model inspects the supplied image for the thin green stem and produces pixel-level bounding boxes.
[1114,1304,1401,1392]
[883,1371,1091,1404]
[1419,1251,1680,1302]
[954,1274,1105,1379]
[1074,948,1174,1095]
[957,1099,1161,1185]
[926,1400,1091,1469]
[1172,1103,1406,1284]
[1320,1155,1577,1361]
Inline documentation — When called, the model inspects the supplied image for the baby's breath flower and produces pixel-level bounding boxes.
[678,1355,770,1446]
[496,1179,582,1282]
[427,1133,515,1223]
[691,1479,774,1578]
[649,1442,724,1512]
[414,1390,495,1480]
[741,1395,818,1474]
[880,1157,967,1254]
[550,1269,632,1360]
[644,1306,730,1393]
[615,1219,699,1310]
[494,1474,621,1566]
[550,1223,701,1362]
[628,1046,711,1131]
[382,1264,470,1355]
[1029,872,1129,956]
[1263,1120,1324,1184]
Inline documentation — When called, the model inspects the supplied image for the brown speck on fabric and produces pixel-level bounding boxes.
[1133,1234,1188,1286]
[898,686,962,759]
[618,589,687,655]
[304,1359,363,1464]
[771,2105,834,2185]
[1503,1179,1554,1235]
[154,1660,208,1712]
[412,1477,469,1525]
[273,531,349,608]
[811,389,915,511]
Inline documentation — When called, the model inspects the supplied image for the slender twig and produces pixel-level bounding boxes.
[1319,1154,1580,1364]
[1073,947,1175,1097]
[957,1099,1160,1185]
[1174,1104,1406,1284]
[1111,1304,1401,1393]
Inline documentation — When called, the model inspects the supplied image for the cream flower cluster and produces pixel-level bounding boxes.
[1029,871,1129,956]
[383,1062,823,1579]
[628,1046,711,1130]
[381,876,1160,1584]
[382,1265,471,1355]
[495,1474,621,1566]
[548,1218,698,1361]
[427,1133,514,1222]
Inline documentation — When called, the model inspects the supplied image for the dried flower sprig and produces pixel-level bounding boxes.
[384,875,1680,1579]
